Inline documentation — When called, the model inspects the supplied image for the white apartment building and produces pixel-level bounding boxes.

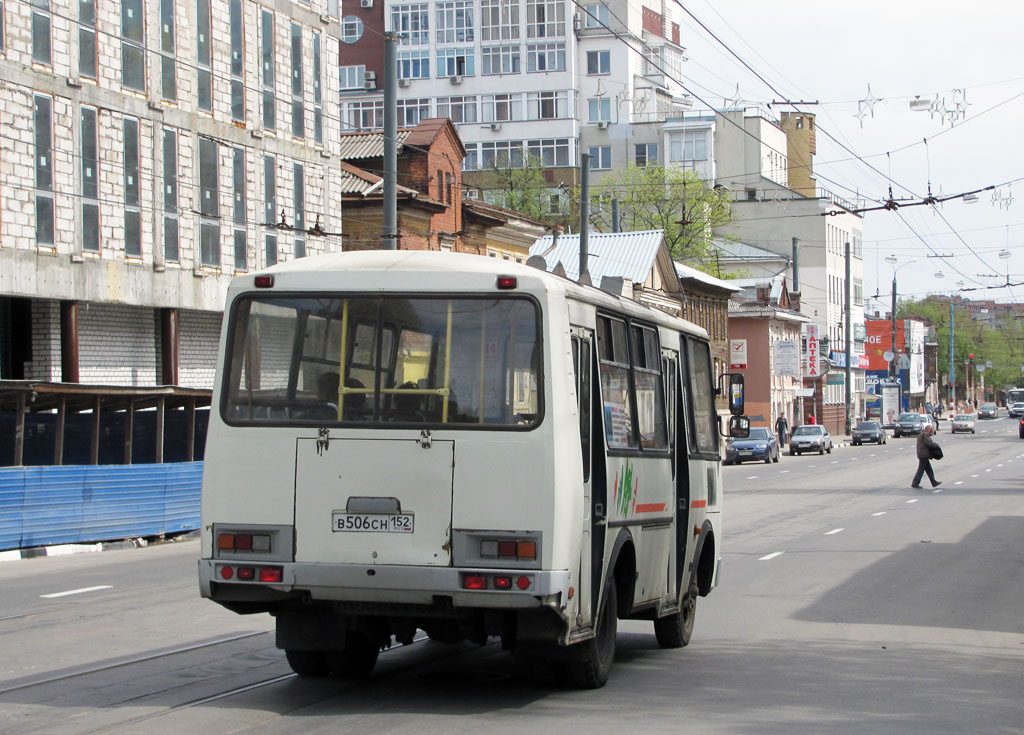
[0,0,346,384]
[338,0,692,205]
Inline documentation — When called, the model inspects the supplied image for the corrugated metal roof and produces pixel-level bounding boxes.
[337,130,413,161]
[529,230,665,284]
[674,261,741,292]
[716,239,788,261]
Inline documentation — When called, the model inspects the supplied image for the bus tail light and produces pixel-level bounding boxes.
[479,537,538,561]
[462,574,487,590]
[237,567,255,580]
[516,576,532,590]
[216,532,271,553]
[254,275,274,288]
[496,276,517,290]
[259,567,283,583]
[493,576,512,590]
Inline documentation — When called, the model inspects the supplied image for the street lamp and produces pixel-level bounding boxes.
[885,255,917,380]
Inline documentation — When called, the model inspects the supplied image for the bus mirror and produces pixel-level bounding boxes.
[728,373,744,416]
[728,415,750,438]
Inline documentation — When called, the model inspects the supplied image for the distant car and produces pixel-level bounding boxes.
[1008,402,1024,418]
[978,403,998,419]
[852,420,886,445]
[893,412,925,438]
[724,427,780,465]
[950,414,976,434]
[921,413,939,432]
[790,425,832,455]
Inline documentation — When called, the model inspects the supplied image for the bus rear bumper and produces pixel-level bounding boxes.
[199,559,569,610]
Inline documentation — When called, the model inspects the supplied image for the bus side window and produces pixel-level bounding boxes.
[685,338,719,455]
[662,355,677,476]
[573,336,592,482]
[596,316,638,449]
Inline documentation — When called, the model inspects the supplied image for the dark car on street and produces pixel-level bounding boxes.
[852,420,886,445]
[724,427,780,465]
[978,403,998,419]
[893,412,925,438]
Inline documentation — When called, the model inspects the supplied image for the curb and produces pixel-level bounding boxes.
[0,530,200,563]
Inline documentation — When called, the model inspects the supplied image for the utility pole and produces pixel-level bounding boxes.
[948,300,955,409]
[791,237,800,293]
[845,241,852,434]
[382,32,398,249]
[579,153,590,284]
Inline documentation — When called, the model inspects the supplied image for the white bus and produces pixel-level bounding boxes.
[199,251,745,688]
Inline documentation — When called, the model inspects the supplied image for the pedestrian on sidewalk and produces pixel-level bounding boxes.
[911,424,942,489]
[775,414,789,445]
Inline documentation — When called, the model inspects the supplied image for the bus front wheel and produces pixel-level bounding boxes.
[566,581,617,688]
[654,580,698,648]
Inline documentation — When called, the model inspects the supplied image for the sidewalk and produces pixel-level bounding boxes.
[0,531,199,563]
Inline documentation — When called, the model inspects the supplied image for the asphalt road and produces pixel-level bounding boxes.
[1,417,1022,734]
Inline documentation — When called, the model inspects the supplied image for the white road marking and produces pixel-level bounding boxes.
[933,488,943,493]
[825,528,844,535]
[997,464,1004,467]
[954,480,963,485]
[759,551,784,561]
[41,585,113,599]
[971,474,979,478]
[780,470,790,474]
[906,499,919,504]
[985,469,992,472]
[872,512,887,516]
[831,461,839,464]
[869,454,876,457]
[746,476,758,480]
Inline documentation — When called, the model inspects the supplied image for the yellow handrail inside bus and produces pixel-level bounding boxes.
[442,299,453,422]
[478,310,486,424]
[336,299,349,421]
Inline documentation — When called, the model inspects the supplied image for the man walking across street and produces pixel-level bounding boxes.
[775,414,789,445]
[911,424,942,489]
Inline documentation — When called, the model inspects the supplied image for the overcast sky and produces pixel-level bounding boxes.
[677,1,1024,309]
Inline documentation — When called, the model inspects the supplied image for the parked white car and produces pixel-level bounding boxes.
[789,425,832,455]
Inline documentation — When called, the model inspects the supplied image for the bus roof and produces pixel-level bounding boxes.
[232,251,710,340]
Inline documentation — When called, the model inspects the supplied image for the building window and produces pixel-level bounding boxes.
[261,10,275,130]
[480,140,523,169]
[293,163,305,258]
[290,22,304,138]
[526,42,564,72]
[635,143,658,166]
[342,16,364,43]
[463,143,478,170]
[480,0,518,41]
[264,154,277,265]
[526,138,570,167]
[527,90,568,120]
[122,0,146,91]
[437,48,475,76]
[481,45,520,75]
[346,100,384,130]
[436,0,473,43]
[437,95,478,123]
[669,130,708,162]
[326,0,338,17]
[445,172,453,203]
[230,0,244,121]
[392,4,429,44]
[398,51,430,79]
[196,0,211,108]
[232,147,246,270]
[79,0,97,79]
[586,50,609,74]
[124,117,142,257]
[33,93,53,244]
[526,0,564,38]
[81,107,100,253]
[159,0,176,100]
[340,65,366,90]
[32,0,51,65]
[312,31,322,144]
[588,97,611,122]
[397,98,431,126]
[198,137,219,266]
[482,93,521,121]
[588,145,611,170]
[583,3,608,28]
[163,127,178,262]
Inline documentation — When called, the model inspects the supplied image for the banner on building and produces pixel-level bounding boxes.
[730,339,747,369]
[773,341,801,376]
[805,324,821,378]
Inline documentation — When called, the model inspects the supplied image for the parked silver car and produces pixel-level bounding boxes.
[950,414,976,434]
[789,425,832,455]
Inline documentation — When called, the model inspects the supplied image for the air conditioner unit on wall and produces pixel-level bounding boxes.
[360,0,373,7]
[449,75,462,85]
[489,122,502,131]
[398,78,411,87]
[364,70,376,81]
[364,80,375,89]
[596,121,609,129]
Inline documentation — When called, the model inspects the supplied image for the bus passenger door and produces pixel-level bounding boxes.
[572,329,598,628]
[666,354,690,602]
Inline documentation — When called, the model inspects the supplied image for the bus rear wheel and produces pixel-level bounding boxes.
[325,632,380,678]
[654,580,698,648]
[285,649,330,677]
[565,580,617,689]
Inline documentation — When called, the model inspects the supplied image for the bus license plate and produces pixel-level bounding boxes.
[332,513,415,533]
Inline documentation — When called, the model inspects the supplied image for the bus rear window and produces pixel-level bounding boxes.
[223,295,541,428]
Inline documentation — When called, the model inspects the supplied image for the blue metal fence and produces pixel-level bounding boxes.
[0,462,202,551]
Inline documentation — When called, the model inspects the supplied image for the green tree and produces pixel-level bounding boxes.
[590,165,732,269]
[482,154,567,225]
